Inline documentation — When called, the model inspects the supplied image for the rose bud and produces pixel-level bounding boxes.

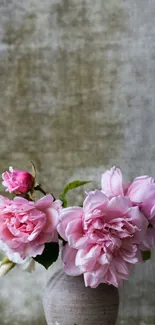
[2,166,34,194]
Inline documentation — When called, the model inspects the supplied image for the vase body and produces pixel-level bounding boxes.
[43,260,119,325]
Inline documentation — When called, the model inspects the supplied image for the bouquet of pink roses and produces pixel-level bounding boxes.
[0,164,154,288]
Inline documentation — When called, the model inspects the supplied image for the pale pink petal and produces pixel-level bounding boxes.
[84,272,101,288]
[57,207,83,240]
[24,243,45,258]
[127,176,154,206]
[52,200,62,212]
[139,185,155,218]
[44,208,59,230]
[114,257,130,277]
[68,233,88,249]
[122,254,138,264]
[92,263,109,278]
[98,253,112,265]
[65,218,83,237]
[75,245,101,271]
[57,223,68,241]
[62,245,83,276]
[59,207,83,221]
[123,181,131,195]
[35,194,54,210]
[83,190,108,214]
[150,205,155,221]
[126,206,148,243]
[121,243,138,263]
[106,196,131,220]
[101,166,124,196]
[13,196,30,204]
[0,227,14,243]
[104,268,119,287]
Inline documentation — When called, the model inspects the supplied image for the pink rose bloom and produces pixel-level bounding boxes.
[101,167,155,249]
[127,176,155,249]
[0,194,61,259]
[2,166,34,194]
[57,190,148,288]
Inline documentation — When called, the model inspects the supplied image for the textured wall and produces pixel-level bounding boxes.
[0,0,155,324]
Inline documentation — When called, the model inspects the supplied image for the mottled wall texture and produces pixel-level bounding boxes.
[0,0,155,324]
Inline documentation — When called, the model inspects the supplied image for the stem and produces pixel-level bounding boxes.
[0,257,15,274]
[34,184,47,195]
[1,256,10,265]
[52,193,56,201]
[34,184,56,201]
[5,262,15,274]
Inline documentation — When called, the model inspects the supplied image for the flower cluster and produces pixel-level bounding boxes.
[0,165,155,288]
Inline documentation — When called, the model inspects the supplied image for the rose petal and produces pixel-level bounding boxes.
[83,190,108,214]
[57,207,83,240]
[62,245,82,276]
[35,194,54,210]
[101,166,124,196]
[106,196,131,220]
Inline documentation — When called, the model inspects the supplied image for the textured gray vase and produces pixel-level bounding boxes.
[43,260,119,325]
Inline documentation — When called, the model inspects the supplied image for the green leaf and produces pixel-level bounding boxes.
[34,242,59,269]
[62,180,91,195]
[141,250,151,261]
[59,180,91,207]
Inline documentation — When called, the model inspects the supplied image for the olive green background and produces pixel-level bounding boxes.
[0,0,155,324]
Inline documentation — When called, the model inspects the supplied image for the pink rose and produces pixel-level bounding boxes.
[0,194,61,259]
[101,167,155,249]
[127,176,155,249]
[2,166,34,194]
[57,190,148,288]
